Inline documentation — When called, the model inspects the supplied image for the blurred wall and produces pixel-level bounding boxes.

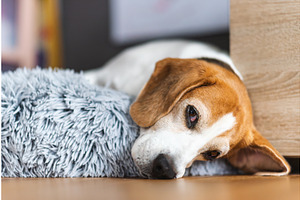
[61,0,229,71]
[62,0,123,71]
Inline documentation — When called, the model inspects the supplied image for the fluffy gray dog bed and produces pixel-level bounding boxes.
[1,68,239,178]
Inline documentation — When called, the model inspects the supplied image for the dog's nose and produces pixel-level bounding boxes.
[151,154,176,179]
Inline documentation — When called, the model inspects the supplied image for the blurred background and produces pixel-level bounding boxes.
[2,0,230,72]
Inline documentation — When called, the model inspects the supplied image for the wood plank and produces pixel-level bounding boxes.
[230,0,300,156]
[2,176,300,200]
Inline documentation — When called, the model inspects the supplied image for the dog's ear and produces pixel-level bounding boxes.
[130,58,216,127]
[227,129,291,176]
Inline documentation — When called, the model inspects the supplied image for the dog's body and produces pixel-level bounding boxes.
[85,40,290,179]
[84,40,242,96]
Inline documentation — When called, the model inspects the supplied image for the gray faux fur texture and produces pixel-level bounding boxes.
[1,68,239,178]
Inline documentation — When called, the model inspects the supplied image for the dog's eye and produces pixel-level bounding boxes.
[186,105,199,129]
[202,150,220,160]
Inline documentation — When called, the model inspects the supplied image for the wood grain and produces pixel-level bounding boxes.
[230,0,300,156]
[2,176,300,200]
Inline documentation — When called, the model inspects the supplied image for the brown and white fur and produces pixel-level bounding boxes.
[84,40,290,179]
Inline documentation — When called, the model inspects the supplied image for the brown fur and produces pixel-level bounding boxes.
[130,58,290,175]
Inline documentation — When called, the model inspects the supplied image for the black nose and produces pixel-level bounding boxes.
[151,154,176,179]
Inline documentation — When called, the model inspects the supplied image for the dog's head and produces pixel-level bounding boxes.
[130,58,290,179]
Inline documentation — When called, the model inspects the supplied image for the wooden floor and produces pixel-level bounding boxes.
[2,175,300,200]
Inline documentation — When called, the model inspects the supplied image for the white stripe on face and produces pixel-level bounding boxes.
[131,112,236,178]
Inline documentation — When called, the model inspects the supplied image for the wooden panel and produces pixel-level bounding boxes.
[2,176,300,200]
[230,0,300,156]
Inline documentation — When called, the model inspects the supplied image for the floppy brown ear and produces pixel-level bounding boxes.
[227,128,291,176]
[130,58,216,127]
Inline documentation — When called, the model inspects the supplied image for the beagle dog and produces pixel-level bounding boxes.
[84,40,290,179]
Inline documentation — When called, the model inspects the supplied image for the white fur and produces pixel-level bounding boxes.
[131,112,236,178]
[84,40,243,96]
